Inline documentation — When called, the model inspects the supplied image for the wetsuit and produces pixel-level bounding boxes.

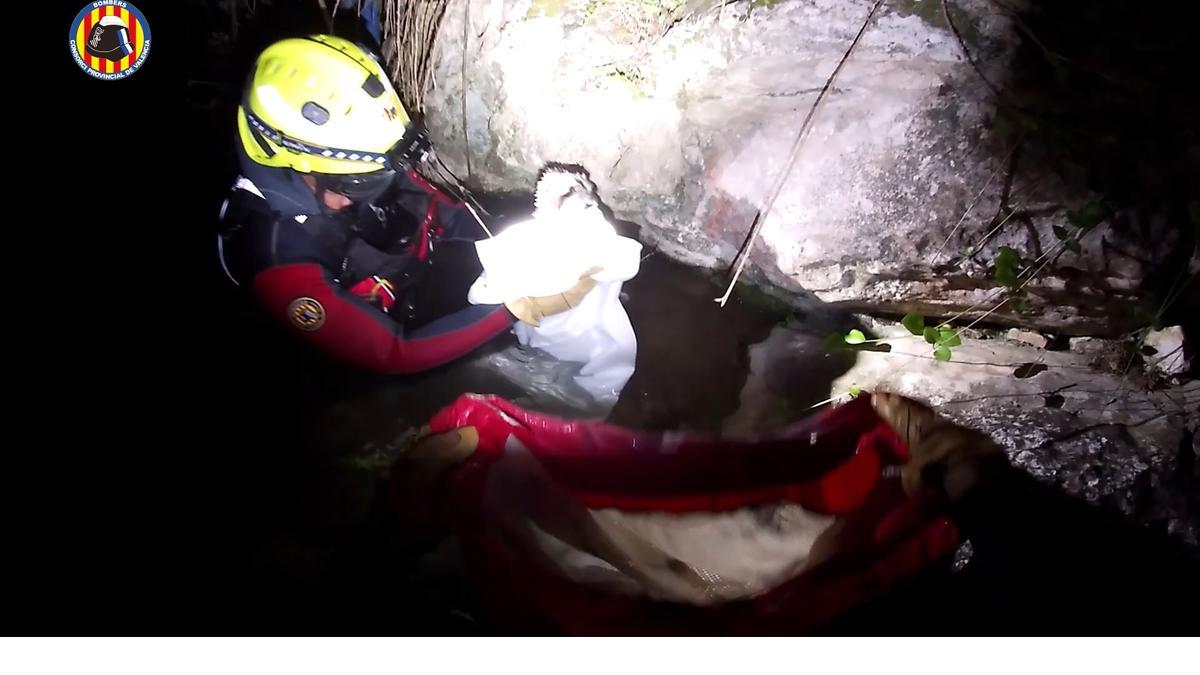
[217,148,514,373]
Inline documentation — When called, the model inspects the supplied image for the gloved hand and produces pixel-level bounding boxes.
[504,266,604,326]
[347,275,398,313]
[870,391,1010,504]
[391,425,479,522]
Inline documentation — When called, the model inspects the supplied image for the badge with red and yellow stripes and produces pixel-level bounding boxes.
[69,1,151,80]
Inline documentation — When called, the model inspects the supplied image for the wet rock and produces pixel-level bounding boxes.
[1006,328,1048,349]
[729,319,1200,550]
[423,0,1177,336]
[1144,325,1189,377]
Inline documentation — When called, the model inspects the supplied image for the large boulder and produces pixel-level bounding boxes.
[422,0,1186,336]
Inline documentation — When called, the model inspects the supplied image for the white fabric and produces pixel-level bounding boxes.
[233,175,265,198]
[468,205,642,404]
[230,176,305,224]
[487,435,837,606]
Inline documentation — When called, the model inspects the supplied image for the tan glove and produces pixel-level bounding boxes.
[505,266,604,326]
[391,426,480,522]
[871,391,1009,504]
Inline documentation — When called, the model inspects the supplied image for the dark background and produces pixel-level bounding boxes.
[41,0,381,632]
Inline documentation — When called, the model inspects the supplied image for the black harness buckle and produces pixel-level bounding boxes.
[388,116,431,169]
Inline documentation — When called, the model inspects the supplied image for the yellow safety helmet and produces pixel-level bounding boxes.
[237,35,411,178]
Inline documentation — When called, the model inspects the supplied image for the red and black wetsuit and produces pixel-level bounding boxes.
[217,154,515,373]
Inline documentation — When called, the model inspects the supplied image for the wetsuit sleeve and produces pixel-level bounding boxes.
[253,262,514,373]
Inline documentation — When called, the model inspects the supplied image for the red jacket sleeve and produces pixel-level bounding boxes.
[253,262,513,373]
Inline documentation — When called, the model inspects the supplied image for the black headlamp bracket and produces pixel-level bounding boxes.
[388,115,432,170]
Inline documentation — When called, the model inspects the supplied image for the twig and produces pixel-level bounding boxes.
[956,235,1075,334]
[461,0,472,179]
[1103,244,1197,415]
[426,149,492,219]
[715,0,885,307]
[381,1,449,114]
[993,139,1022,220]
[1020,411,1174,452]
[850,231,1083,365]
[927,261,1036,331]
[315,0,333,31]
[966,201,1022,256]
[917,224,1098,357]
[942,0,1004,99]
[931,140,1020,263]
[1154,243,1199,321]
[941,385,1196,410]
[610,140,631,178]
[463,200,493,238]
[942,383,1080,406]
[932,215,1098,330]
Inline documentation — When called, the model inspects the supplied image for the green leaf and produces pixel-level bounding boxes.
[1052,225,1071,241]
[923,327,939,344]
[847,385,862,398]
[995,246,1021,269]
[1065,238,1082,254]
[844,329,866,345]
[938,327,962,347]
[994,246,1023,289]
[934,345,952,362]
[1008,296,1028,313]
[995,264,1019,289]
[901,313,925,336]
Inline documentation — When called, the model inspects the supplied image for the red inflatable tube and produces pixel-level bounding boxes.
[429,393,910,514]
[419,392,959,634]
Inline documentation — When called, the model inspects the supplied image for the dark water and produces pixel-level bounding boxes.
[218,252,780,543]
[185,238,788,633]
